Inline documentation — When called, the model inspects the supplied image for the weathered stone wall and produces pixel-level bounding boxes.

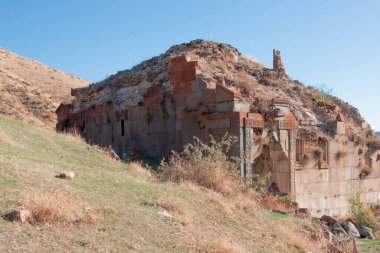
[295,135,380,217]
[57,56,254,160]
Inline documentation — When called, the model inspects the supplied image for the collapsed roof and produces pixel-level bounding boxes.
[70,39,374,139]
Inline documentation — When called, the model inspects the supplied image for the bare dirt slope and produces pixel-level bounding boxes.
[0,48,89,128]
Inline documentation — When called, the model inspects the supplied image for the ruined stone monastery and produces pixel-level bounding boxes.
[56,40,380,216]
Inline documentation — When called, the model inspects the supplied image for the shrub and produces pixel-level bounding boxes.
[251,174,269,192]
[312,84,335,106]
[312,91,333,106]
[348,194,376,228]
[22,188,103,224]
[158,135,240,195]
[260,194,296,212]
[23,189,84,224]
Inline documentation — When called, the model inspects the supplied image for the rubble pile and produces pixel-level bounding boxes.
[71,40,373,138]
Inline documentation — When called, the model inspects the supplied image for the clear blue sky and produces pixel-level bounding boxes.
[1,1,379,129]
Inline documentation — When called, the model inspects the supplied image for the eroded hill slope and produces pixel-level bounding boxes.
[0,48,89,127]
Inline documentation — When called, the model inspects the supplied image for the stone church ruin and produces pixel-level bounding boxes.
[56,40,380,217]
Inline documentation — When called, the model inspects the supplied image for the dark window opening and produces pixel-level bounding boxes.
[268,183,280,193]
[121,119,125,136]
[106,112,111,124]
[318,138,329,163]
[80,120,85,132]
[296,138,305,163]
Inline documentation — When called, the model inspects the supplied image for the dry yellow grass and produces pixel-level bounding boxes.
[20,187,103,224]
[204,241,243,253]
[127,161,152,176]
[0,48,89,128]
[0,125,18,146]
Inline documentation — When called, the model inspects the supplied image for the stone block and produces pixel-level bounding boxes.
[175,106,186,119]
[200,89,216,105]
[57,171,75,180]
[174,94,188,107]
[10,209,31,223]
[215,100,249,113]
[175,119,182,130]
[233,101,250,112]
[185,92,202,110]
[216,101,234,112]
[206,118,230,129]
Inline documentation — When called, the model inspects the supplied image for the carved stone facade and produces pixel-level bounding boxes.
[56,53,380,217]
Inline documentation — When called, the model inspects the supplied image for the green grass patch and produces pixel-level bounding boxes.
[264,210,289,220]
[357,238,380,253]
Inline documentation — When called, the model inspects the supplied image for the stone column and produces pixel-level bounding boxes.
[289,129,297,200]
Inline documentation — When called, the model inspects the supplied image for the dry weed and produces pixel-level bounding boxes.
[156,196,184,214]
[156,195,194,225]
[233,190,260,216]
[85,210,104,224]
[0,125,18,146]
[127,161,152,176]
[260,194,296,213]
[158,136,240,196]
[21,188,104,225]
[22,188,83,224]
[203,241,242,253]
[100,206,118,215]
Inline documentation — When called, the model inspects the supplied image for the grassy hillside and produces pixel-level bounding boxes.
[0,116,322,252]
[0,48,89,128]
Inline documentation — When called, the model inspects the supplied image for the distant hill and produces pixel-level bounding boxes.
[0,48,89,128]
[376,132,380,137]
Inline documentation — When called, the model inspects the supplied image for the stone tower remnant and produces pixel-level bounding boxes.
[273,49,285,72]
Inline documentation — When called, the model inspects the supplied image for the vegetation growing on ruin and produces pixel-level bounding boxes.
[158,135,240,195]
[348,193,377,228]
[310,84,336,108]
